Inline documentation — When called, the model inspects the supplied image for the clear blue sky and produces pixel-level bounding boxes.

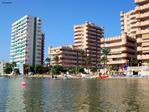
[0,0,135,61]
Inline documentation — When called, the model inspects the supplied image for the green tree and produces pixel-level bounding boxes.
[43,66,51,74]
[35,65,44,74]
[76,66,84,73]
[30,66,35,73]
[4,63,12,74]
[51,65,64,75]
[100,48,110,68]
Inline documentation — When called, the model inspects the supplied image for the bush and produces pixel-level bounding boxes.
[35,65,44,74]
[51,65,64,75]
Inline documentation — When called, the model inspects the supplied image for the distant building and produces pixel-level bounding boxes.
[48,45,85,67]
[0,61,7,75]
[48,22,104,68]
[10,15,44,72]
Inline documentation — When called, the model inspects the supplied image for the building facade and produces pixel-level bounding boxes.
[10,15,44,70]
[120,10,137,37]
[101,34,137,66]
[48,45,85,67]
[0,61,7,75]
[74,22,104,68]
[121,0,149,64]
[48,22,103,68]
[134,0,149,63]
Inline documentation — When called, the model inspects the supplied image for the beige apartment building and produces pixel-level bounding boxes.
[48,45,85,67]
[120,10,137,37]
[134,0,149,63]
[101,34,137,66]
[74,22,104,67]
[120,0,149,64]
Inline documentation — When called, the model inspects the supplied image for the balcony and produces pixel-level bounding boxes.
[74,32,82,36]
[107,60,128,65]
[131,19,137,24]
[142,47,149,51]
[136,29,148,34]
[135,0,149,4]
[142,29,149,34]
[137,47,142,51]
[135,22,141,27]
[107,54,128,59]
[140,12,149,19]
[141,21,149,27]
[142,42,149,46]
[140,4,149,10]
[74,28,82,31]
[137,38,142,43]
[135,21,149,27]
[142,34,149,39]
[110,48,126,52]
[74,39,82,43]
[138,55,149,60]
[101,42,123,48]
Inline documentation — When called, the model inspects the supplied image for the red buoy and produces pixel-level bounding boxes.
[21,81,27,88]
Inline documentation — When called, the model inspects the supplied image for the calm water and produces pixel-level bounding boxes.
[1,78,149,112]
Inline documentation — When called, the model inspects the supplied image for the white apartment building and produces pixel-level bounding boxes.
[10,15,44,72]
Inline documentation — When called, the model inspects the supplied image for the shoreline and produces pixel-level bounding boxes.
[1,74,149,80]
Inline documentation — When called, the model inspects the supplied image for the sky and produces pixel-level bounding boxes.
[0,0,135,61]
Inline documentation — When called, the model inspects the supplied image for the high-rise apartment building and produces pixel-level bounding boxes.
[74,22,104,68]
[121,0,149,64]
[10,15,44,70]
[134,0,149,63]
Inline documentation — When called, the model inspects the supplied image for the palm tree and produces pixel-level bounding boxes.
[54,55,59,65]
[100,48,110,75]
[129,58,138,66]
[85,56,91,73]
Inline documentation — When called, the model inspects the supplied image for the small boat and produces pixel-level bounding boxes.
[96,75,109,79]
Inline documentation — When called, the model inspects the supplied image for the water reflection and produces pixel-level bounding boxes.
[0,78,8,112]
[5,78,26,112]
[1,78,149,112]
